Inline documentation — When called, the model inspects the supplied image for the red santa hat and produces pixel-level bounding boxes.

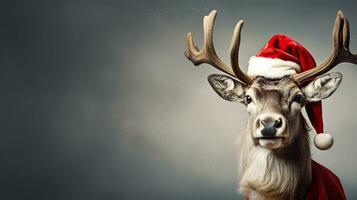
[248,34,333,150]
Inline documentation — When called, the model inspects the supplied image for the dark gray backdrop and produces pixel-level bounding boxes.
[2,0,357,199]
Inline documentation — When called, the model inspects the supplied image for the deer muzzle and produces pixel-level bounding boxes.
[254,113,287,149]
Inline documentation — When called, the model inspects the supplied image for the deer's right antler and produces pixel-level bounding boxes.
[184,10,253,85]
[293,11,357,84]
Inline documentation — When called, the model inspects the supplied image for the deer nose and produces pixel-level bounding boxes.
[261,118,282,129]
[259,117,283,137]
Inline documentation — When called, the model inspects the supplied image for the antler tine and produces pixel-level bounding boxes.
[230,20,253,84]
[184,10,252,84]
[340,11,357,63]
[294,11,357,84]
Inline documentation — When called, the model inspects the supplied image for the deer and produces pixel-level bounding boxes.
[184,10,357,200]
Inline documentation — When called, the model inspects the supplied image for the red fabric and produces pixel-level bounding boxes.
[306,160,346,200]
[306,102,324,134]
[256,34,316,72]
[257,34,323,134]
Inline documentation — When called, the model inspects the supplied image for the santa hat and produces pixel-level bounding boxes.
[248,34,333,150]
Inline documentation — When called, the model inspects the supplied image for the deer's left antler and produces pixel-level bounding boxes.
[184,10,253,85]
[294,11,357,84]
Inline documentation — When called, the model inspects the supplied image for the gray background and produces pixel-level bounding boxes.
[2,0,357,199]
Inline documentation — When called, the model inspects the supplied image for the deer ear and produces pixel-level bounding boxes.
[302,72,342,102]
[208,74,247,102]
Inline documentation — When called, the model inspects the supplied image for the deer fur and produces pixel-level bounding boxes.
[239,113,311,199]
[238,77,312,199]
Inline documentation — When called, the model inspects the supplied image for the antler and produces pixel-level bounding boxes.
[294,11,357,84]
[184,10,253,85]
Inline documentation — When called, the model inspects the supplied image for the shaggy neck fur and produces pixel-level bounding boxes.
[239,113,311,200]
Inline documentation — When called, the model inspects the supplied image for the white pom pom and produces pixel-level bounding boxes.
[314,133,334,150]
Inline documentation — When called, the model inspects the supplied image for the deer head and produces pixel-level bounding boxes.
[208,73,342,150]
[184,10,355,150]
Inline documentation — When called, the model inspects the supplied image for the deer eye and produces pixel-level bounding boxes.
[293,94,304,104]
[245,95,252,104]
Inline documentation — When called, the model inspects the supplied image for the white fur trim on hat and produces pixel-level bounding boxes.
[247,56,301,78]
[314,133,334,150]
